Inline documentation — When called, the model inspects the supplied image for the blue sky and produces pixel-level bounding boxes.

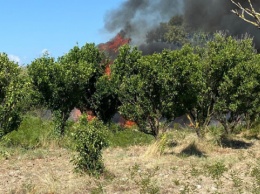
[0,0,124,65]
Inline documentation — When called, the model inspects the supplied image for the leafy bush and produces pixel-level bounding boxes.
[0,115,54,149]
[71,116,108,176]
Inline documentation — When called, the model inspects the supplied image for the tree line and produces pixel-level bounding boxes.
[0,32,259,138]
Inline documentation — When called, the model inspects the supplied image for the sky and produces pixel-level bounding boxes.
[0,0,124,65]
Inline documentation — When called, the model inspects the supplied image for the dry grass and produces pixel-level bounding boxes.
[1,132,260,194]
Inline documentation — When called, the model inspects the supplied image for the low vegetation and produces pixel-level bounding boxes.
[0,115,260,193]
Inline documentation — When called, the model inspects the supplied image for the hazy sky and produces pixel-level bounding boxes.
[0,0,124,65]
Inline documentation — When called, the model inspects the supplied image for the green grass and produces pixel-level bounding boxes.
[60,122,154,149]
[107,128,155,148]
[0,115,54,149]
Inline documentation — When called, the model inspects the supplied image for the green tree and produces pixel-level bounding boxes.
[0,53,31,137]
[191,33,257,135]
[112,45,201,137]
[28,43,106,135]
[215,54,260,133]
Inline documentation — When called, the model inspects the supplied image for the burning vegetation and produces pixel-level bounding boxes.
[98,31,131,77]
[98,31,131,58]
[98,31,135,127]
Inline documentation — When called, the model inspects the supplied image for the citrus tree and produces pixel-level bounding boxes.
[0,53,31,137]
[191,33,258,135]
[112,45,201,137]
[215,54,260,133]
[28,43,106,135]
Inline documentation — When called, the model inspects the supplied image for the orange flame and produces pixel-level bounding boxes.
[99,32,131,54]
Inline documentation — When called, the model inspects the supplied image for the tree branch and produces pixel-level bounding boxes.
[230,0,260,28]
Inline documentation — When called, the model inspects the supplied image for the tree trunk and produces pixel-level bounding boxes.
[60,112,70,135]
[54,110,70,136]
[148,117,160,138]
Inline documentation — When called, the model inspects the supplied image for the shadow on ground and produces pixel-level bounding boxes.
[178,142,206,158]
[220,137,253,149]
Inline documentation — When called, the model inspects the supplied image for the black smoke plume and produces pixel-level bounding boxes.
[104,0,260,52]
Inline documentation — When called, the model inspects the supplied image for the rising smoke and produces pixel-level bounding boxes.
[104,0,184,45]
[104,0,260,51]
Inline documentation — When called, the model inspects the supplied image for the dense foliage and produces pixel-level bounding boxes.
[191,33,259,136]
[28,44,106,134]
[0,32,259,140]
[112,45,201,136]
[0,53,31,137]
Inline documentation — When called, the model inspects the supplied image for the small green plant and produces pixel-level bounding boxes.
[208,126,224,145]
[129,164,160,194]
[20,181,37,194]
[243,123,260,140]
[205,161,227,180]
[143,132,169,157]
[0,147,11,159]
[72,116,108,176]
[173,129,188,142]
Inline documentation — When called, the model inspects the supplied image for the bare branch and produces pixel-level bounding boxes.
[230,0,260,29]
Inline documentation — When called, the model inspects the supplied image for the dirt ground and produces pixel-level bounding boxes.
[1,135,260,194]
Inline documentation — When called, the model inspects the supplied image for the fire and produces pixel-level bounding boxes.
[99,31,135,127]
[99,31,131,76]
[99,31,131,55]
[105,61,112,76]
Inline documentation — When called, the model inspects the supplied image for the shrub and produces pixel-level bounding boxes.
[72,116,108,176]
